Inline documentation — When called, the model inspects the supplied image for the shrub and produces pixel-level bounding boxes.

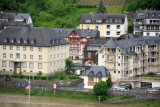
[148,72,156,77]
[68,74,79,79]
[41,76,47,80]
[54,72,66,80]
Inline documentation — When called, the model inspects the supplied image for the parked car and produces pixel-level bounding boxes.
[125,84,132,89]
[119,85,128,90]
[148,87,160,92]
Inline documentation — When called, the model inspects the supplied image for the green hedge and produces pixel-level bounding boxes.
[75,4,97,8]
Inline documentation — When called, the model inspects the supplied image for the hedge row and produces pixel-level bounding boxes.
[75,4,97,8]
[0,74,47,80]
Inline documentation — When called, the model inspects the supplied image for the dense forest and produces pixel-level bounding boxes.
[125,0,160,12]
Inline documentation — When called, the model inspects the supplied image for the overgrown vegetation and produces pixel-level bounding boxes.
[0,0,96,28]
[125,0,160,12]
[138,72,160,78]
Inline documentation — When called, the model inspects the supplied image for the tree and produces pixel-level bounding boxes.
[96,0,107,13]
[93,81,108,100]
[65,58,75,69]
[36,71,42,76]
[106,76,112,88]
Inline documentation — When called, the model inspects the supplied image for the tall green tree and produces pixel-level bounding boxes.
[93,81,108,100]
[96,0,107,13]
[65,58,75,69]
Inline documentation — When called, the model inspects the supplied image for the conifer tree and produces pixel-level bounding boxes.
[96,0,107,13]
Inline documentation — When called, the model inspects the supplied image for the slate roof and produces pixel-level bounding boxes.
[52,28,100,38]
[0,26,69,47]
[100,36,160,55]
[135,10,160,19]
[79,13,126,24]
[85,66,109,77]
[0,13,31,24]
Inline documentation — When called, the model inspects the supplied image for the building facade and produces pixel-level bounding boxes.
[84,66,109,89]
[79,13,128,38]
[0,26,69,75]
[97,37,160,82]
[134,10,160,36]
[52,28,100,65]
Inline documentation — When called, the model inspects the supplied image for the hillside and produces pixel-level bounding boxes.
[75,0,126,6]
[0,0,126,28]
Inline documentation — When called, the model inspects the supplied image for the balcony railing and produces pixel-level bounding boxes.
[134,57,140,60]
[148,48,158,51]
[121,59,129,63]
[121,67,128,71]
[107,58,116,62]
[106,51,116,55]
[148,54,158,58]
[148,62,158,65]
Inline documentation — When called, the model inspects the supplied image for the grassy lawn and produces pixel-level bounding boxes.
[107,6,123,14]
[106,95,135,101]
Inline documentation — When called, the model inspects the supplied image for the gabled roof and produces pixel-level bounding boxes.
[52,28,100,39]
[0,26,69,47]
[79,13,126,24]
[85,66,109,77]
[104,38,118,48]
[135,10,160,19]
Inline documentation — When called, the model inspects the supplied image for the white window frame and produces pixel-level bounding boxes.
[10,46,13,50]
[30,55,33,60]
[29,63,34,69]
[3,45,6,50]
[23,62,27,68]
[38,63,42,69]
[2,61,6,67]
[39,55,42,60]
[16,46,20,50]
[3,53,6,58]
[23,46,26,51]
[30,47,33,51]
[23,54,26,59]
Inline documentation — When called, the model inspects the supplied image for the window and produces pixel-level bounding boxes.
[29,63,34,69]
[9,62,13,67]
[114,71,116,73]
[102,55,104,58]
[118,56,120,59]
[30,47,33,51]
[23,63,27,68]
[3,53,6,58]
[23,54,26,59]
[106,31,110,35]
[10,46,13,50]
[147,33,150,36]
[118,71,120,73]
[2,61,6,67]
[54,62,55,67]
[38,63,42,69]
[50,55,52,60]
[118,63,120,66]
[61,53,63,58]
[117,25,120,29]
[61,46,63,50]
[39,55,42,60]
[54,54,56,59]
[50,63,52,68]
[106,25,110,29]
[39,47,42,52]
[156,33,159,36]
[57,61,59,66]
[23,47,26,51]
[64,53,66,57]
[30,55,33,60]
[86,19,91,22]
[130,70,132,74]
[57,46,59,50]
[23,70,26,72]
[54,47,56,51]
[3,46,6,50]
[95,25,98,30]
[117,31,120,35]
[89,77,93,82]
[10,54,13,58]
[50,47,52,51]
[88,52,91,57]
[16,46,20,50]
[57,54,59,58]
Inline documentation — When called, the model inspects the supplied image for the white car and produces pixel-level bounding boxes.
[148,87,160,92]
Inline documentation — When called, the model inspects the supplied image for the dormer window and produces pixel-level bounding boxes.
[110,19,112,22]
[119,19,122,23]
[11,39,14,43]
[115,19,118,23]
[86,19,91,23]
[24,39,27,44]
[17,39,21,43]
[96,19,102,23]
[52,40,54,44]
[4,38,8,43]
[106,19,109,23]
[31,40,35,45]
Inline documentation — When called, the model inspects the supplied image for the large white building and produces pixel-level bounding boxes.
[134,10,160,36]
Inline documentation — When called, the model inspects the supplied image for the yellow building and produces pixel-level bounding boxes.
[0,26,69,75]
[84,66,109,89]
[79,13,128,38]
[97,37,160,82]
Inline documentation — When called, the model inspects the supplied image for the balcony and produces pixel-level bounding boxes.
[141,63,147,67]
[133,65,140,68]
[141,56,147,60]
[106,58,116,62]
[134,22,143,25]
[148,54,158,59]
[121,59,129,63]
[144,22,160,25]
[121,67,128,71]
[134,57,140,61]
[148,62,158,66]
[148,47,158,52]
[106,51,116,55]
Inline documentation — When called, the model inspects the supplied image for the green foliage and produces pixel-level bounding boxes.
[65,58,75,69]
[88,60,93,64]
[67,74,79,79]
[106,76,112,88]
[148,72,156,77]
[125,0,159,12]
[25,87,39,95]
[12,74,25,79]
[75,4,97,8]
[128,24,133,33]
[67,19,73,27]
[93,81,108,100]
[96,0,107,13]
[54,72,66,80]
[36,71,42,76]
